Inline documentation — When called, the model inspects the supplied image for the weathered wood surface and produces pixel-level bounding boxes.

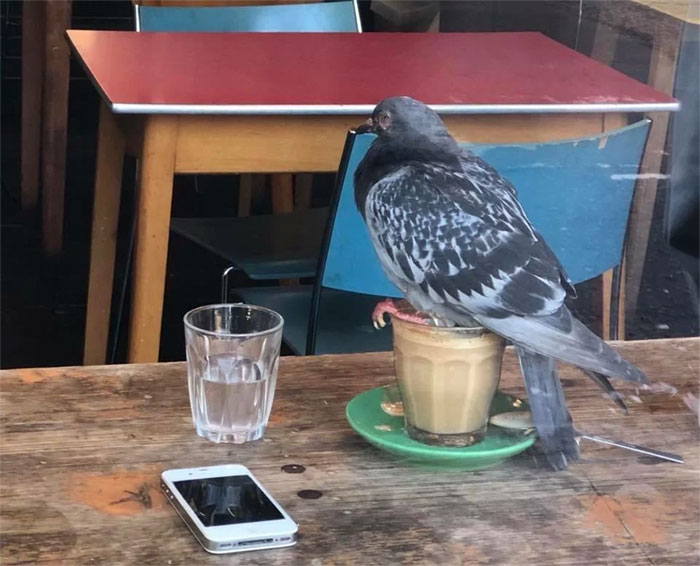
[1,338,698,564]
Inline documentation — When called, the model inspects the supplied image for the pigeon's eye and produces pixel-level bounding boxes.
[378,111,392,130]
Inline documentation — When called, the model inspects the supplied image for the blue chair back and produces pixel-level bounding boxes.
[136,1,361,32]
[320,120,651,298]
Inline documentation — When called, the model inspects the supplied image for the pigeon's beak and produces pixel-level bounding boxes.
[355,117,375,134]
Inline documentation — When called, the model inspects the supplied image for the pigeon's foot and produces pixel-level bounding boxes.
[372,299,429,329]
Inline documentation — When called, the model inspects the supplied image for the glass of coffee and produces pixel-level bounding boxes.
[391,311,505,447]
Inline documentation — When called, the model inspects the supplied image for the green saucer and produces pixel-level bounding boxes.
[346,387,536,470]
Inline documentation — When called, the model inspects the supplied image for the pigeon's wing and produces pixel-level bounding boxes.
[460,151,520,200]
[460,151,577,297]
[364,163,570,319]
[480,305,647,382]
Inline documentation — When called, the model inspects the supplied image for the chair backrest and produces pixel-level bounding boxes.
[135,1,361,32]
[318,120,651,300]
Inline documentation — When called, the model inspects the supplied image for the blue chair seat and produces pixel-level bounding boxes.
[234,286,392,355]
[171,208,327,280]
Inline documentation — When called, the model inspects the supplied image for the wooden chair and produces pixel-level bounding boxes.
[234,121,651,355]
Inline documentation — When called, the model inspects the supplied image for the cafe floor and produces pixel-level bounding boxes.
[1,1,698,369]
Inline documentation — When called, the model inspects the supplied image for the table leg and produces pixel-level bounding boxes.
[40,0,72,255]
[83,103,126,365]
[127,116,179,363]
[20,0,44,213]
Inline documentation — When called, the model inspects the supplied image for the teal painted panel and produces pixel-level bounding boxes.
[322,120,650,296]
[322,134,401,296]
[138,2,358,32]
[466,123,649,283]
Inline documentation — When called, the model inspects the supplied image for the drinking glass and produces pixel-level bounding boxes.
[184,304,283,443]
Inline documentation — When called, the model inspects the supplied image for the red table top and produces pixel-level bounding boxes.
[66,30,677,115]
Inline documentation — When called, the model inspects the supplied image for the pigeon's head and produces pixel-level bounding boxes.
[356,96,449,140]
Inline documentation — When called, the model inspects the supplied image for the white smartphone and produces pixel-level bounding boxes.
[161,464,298,554]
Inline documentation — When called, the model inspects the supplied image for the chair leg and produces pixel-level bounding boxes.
[271,173,294,214]
[602,269,613,341]
[615,262,626,340]
[602,265,626,341]
[109,216,136,364]
[294,173,313,211]
[238,174,253,217]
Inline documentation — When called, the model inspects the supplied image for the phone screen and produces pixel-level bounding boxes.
[174,475,284,527]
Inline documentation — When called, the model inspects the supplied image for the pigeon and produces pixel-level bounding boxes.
[354,96,648,470]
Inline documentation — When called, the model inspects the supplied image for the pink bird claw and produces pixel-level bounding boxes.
[371,299,430,329]
[372,299,395,329]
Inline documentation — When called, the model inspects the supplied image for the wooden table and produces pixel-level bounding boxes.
[1,338,698,563]
[66,30,678,365]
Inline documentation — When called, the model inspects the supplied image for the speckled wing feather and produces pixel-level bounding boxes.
[364,158,571,319]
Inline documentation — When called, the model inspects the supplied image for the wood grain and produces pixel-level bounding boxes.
[270,174,294,214]
[127,115,179,363]
[294,173,313,211]
[174,113,608,174]
[237,174,253,217]
[600,112,630,340]
[40,0,71,256]
[83,102,127,366]
[20,0,44,212]
[602,269,613,341]
[1,338,698,564]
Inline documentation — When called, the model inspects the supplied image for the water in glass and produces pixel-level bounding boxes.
[184,304,283,444]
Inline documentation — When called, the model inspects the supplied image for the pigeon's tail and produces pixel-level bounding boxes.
[514,346,579,471]
[473,306,648,384]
